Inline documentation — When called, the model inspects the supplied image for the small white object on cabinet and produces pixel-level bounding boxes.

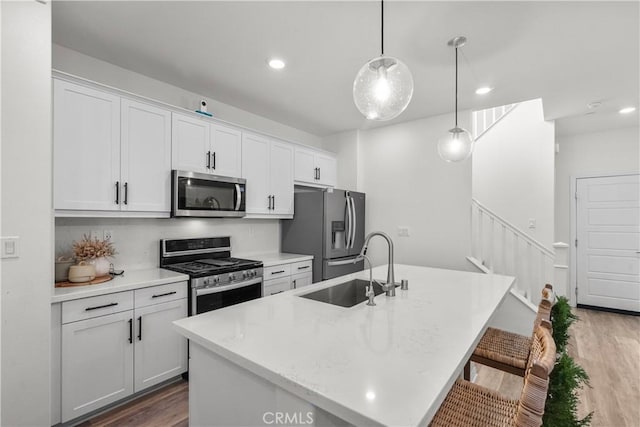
[172,112,242,178]
[242,133,294,218]
[294,146,337,188]
[60,281,187,423]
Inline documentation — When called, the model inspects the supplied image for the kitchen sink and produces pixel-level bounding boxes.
[299,279,395,308]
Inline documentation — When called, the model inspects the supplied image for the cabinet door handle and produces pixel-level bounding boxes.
[267,195,271,210]
[293,279,297,289]
[297,266,310,270]
[314,168,318,180]
[128,318,133,344]
[115,181,120,204]
[152,291,177,298]
[271,270,285,275]
[272,195,276,210]
[206,151,211,169]
[318,168,321,180]
[212,152,216,169]
[85,302,118,311]
[137,316,142,341]
[123,182,128,205]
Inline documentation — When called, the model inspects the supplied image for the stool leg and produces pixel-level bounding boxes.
[464,361,471,381]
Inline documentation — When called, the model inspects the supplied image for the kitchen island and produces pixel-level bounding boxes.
[173,264,514,426]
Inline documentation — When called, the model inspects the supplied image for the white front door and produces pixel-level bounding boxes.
[576,174,640,312]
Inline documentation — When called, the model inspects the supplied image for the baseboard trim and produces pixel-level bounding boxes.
[577,304,639,317]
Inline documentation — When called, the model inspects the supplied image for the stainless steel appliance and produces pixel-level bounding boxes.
[159,236,262,315]
[171,170,246,218]
[281,189,365,283]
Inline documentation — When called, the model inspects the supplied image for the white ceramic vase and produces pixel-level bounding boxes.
[91,257,111,277]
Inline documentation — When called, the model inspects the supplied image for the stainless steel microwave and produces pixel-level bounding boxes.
[171,170,246,218]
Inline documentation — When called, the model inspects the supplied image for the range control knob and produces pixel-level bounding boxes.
[249,270,255,277]
[229,273,236,281]
[213,276,220,285]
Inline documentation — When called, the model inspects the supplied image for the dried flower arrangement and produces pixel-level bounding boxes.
[72,234,117,261]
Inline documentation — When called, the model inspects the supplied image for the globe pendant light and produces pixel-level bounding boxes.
[353,0,414,121]
[438,36,474,162]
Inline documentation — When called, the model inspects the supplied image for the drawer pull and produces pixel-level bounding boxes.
[297,266,310,270]
[151,291,177,299]
[271,290,285,295]
[271,270,285,275]
[85,302,118,311]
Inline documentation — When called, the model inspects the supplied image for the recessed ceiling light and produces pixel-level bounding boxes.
[475,87,493,95]
[619,106,636,114]
[268,58,285,70]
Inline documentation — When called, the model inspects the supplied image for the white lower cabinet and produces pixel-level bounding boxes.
[62,310,134,422]
[60,282,188,423]
[133,299,188,391]
[262,259,313,296]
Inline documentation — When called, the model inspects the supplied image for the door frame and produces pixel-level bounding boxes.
[570,171,640,307]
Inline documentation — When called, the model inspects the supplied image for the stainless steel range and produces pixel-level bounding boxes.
[160,237,263,315]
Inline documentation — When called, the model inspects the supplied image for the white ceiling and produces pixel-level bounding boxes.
[52,1,639,137]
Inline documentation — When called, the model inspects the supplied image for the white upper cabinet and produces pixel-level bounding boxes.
[54,79,171,216]
[121,99,172,212]
[54,79,121,211]
[210,123,242,178]
[294,146,337,188]
[171,113,210,175]
[242,133,294,218]
[172,113,242,178]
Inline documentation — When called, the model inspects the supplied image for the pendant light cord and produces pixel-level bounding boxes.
[381,0,384,56]
[454,45,458,127]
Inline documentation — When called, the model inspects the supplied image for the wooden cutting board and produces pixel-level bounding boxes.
[55,275,113,288]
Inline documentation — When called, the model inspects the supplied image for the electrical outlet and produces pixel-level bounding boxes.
[91,230,101,241]
[103,230,113,241]
[528,218,536,229]
[397,226,410,237]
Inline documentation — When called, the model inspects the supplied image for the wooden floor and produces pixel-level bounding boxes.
[80,308,639,427]
[475,307,640,427]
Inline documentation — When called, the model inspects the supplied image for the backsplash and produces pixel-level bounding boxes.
[55,217,280,271]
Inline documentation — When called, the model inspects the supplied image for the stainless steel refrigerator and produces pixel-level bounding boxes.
[281,189,365,283]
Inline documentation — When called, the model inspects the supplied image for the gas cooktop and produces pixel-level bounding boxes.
[165,257,262,277]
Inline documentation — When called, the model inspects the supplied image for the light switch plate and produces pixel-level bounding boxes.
[1,236,20,259]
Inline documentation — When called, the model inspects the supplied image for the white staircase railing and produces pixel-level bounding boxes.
[469,198,555,307]
[472,103,518,140]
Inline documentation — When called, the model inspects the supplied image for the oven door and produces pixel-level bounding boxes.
[192,279,262,315]
[172,170,246,218]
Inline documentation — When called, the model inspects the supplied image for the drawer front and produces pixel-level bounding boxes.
[291,260,312,274]
[263,277,292,297]
[264,264,291,279]
[62,291,134,324]
[134,281,188,308]
[291,272,313,289]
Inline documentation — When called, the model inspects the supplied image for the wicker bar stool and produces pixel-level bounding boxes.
[464,284,555,380]
[430,325,556,427]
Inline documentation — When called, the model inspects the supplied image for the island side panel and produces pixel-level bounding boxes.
[189,342,350,427]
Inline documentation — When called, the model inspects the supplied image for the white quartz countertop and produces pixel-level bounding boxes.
[236,252,313,267]
[174,264,514,426]
[52,268,189,303]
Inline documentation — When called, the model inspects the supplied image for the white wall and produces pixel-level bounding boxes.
[555,126,640,295]
[53,44,323,149]
[357,112,473,271]
[1,2,52,425]
[55,218,280,270]
[472,99,555,249]
[322,130,358,190]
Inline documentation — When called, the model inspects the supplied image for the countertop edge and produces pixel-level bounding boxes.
[51,269,190,303]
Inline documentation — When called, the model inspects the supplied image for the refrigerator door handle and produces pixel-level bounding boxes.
[345,195,353,249]
[350,196,357,249]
